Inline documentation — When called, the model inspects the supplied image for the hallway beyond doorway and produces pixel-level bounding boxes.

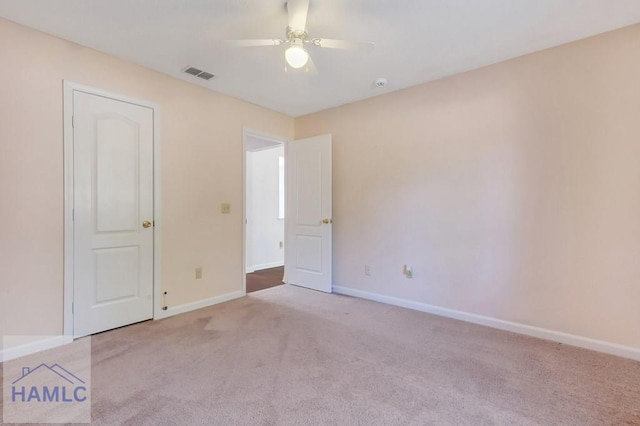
[246,266,284,293]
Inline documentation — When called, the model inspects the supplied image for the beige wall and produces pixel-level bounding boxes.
[296,24,640,350]
[2,15,639,354]
[0,18,293,343]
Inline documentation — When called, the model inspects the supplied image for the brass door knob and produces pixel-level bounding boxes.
[322,218,333,224]
[142,220,153,228]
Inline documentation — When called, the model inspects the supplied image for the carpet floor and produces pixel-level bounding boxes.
[2,284,639,424]
[246,266,285,293]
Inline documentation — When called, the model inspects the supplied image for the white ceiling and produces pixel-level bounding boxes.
[1,1,639,117]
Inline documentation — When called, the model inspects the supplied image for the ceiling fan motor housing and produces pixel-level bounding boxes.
[286,27,308,42]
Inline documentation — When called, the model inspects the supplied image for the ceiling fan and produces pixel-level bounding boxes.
[221,0,374,70]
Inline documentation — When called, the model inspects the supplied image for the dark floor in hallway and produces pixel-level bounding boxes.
[246,265,284,293]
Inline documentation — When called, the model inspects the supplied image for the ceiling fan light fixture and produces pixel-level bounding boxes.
[285,41,309,69]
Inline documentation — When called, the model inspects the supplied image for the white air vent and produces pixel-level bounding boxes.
[183,66,215,81]
[198,71,214,80]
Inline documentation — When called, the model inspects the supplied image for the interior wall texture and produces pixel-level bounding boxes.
[295,24,640,350]
[0,18,293,344]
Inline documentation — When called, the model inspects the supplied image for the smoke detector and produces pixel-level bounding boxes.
[374,78,387,88]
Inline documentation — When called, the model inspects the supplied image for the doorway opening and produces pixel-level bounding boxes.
[244,132,286,293]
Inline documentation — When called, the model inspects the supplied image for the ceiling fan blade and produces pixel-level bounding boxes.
[313,38,375,51]
[287,0,310,32]
[220,39,283,47]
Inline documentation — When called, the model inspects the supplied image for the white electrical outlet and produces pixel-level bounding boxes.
[403,265,413,278]
[364,264,371,276]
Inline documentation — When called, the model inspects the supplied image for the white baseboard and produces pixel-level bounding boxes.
[333,285,640,362]
[154,290,244,320]
[1,292,245,362]
[0,335,74,363]
[248,261,284,272]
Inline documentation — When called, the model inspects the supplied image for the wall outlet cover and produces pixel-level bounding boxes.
[403,264,413,278]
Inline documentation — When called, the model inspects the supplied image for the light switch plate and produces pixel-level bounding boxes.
[221,203,231,214]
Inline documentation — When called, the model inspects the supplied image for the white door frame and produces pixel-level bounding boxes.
[63,81,162,337]
[242,128,289,294]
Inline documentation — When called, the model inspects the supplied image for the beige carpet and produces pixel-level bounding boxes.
[3,284,640,424]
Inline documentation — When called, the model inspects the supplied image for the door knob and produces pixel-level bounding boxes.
[322,218,332,224]
[142,220,153,228]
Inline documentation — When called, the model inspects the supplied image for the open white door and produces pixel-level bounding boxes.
[72,91,154,337]
[285,134,332,293]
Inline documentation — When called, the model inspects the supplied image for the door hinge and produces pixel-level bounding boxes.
[72,208,75,221]
[71,301,74,314]
[72,115,75,128]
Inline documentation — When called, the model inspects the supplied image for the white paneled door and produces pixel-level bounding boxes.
[286,134,332,293]
[72,91,154,337]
